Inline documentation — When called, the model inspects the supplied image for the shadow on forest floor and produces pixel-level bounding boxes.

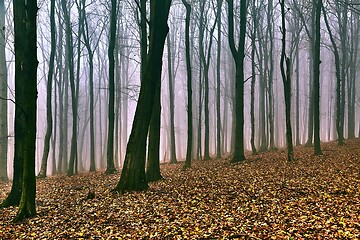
[0,139,359,239]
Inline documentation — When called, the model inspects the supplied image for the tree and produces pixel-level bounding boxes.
[216,0,223,159]
[113,0,172,193]
[0,0,8,181]
[81,0,101,172]
[38,0,56,178]
[12,0,38,221]
[199,0,218,161]
[182,0,193,169]
[313,0,322,155]
[227,0,247,162]
[106,0,117,174]
[280,0,294,161]
[167,34,177,164]
[62,0,78,176]
[322,4,343,146]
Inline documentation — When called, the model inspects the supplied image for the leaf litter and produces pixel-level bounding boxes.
[0,139,359,239]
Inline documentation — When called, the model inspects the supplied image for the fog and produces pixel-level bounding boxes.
[1,0,359,179]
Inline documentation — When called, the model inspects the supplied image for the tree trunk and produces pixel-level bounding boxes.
[182,0,193,169]
[216,0,223,159]
[250,0,257,155]
[38,0,56,178]
[13,0,38,222]
[313,0,322,155]
[106,0,117,174]
[167,35,177,164]
[113,0,171,193]
[146,81,163,182]
[0,0,8,181]
[227,0,247,162]
[322,5,343,146]
[280,0,294,161]
[62,0,78,176]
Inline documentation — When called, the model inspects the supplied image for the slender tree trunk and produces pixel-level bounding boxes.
[250,0,257,155]
[216,0,222,159]
[322,5,343,146]
[38,0,56,178]
[0,0,8,181]
[267,0,275,151]
[313,0,322,155]
[182,0,192,169]
[280,0,294,161]
[167,35,177,164]
[62,0,78,176]
[105,0,117,174]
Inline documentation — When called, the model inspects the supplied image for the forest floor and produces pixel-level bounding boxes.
[0,140,359,239]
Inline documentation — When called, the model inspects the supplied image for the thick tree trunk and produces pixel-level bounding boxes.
[227,0,246,162]
[13,0,38,222]
[113,0,171,193]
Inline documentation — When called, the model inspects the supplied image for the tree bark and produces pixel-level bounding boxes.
[13,0,38,222]
[146,80,163,182]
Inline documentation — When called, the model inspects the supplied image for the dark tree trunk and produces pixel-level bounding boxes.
[106,0,117,174]
[113,0,171,193]
[313,0,322,155]
[38,0,56,178]
[227,0,247,163]
[146,81,163,182]
[182,0,193,169]
[280,0,294,161]
[12,0,38,222]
